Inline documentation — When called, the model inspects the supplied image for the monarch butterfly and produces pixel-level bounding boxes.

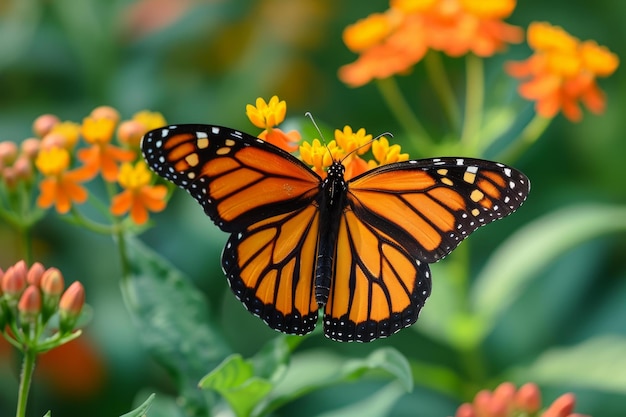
[142,124,530,342]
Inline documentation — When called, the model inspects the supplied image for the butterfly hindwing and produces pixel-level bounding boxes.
[347,157,530,263]
[324,209,432,342]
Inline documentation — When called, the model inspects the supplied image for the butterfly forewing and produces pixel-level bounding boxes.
[347,157,530,263]
[142,124,321,231]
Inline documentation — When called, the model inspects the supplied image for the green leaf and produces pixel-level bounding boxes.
[261,347,413,415]
[130,391,188,417]
[42,412,51,417]
[199,354,273,417]
[510,335,626,394]
[471,204,626,344]
[121,237,232,415]
[315,382,407,417]
[250,334,307,381]
[120,393,155,417]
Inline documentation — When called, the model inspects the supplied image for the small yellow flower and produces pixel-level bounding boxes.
[110,162,167,225]
[133,110,167,132]
[300,139,343,178]
[246,96,287,130]
[372,136,409,165]
[334,126,372,155]
[35,147,71,176]
[81,116,117,146]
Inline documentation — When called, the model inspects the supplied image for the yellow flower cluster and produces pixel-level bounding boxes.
[246,96,409,179]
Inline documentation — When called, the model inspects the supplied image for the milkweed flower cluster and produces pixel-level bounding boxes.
[1,260,85,350]
[506,22,619,122]
[339,0,523,87]
[337,1,619,159]
[246,96,409,179]
[0,106,169,228]
[453,382,589,417]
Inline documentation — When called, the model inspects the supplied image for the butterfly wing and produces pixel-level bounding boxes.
[323,157,529,342]
[347,157,530,262]
[142,124,322,334]
[324,209,432,342]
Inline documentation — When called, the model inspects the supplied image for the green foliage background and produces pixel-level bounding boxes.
[1,0,625,416]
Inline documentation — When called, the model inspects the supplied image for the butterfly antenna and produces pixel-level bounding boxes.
[305,111,335,161]
[340,131,394,163]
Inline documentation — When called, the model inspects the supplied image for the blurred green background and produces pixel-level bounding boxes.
[1,0,625,416]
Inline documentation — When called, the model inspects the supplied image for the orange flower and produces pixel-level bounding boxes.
[35,147,91,214]
[77,115,135,182]
[258,128,301,152]
[339,0,522,87]
[453,382,588,417]
[110,162,167,225]
[506,22,619,122]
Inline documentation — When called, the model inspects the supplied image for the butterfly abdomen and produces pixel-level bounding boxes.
[315,162,348,306]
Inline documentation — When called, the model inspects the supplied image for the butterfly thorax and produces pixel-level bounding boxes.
[315,161,348,306]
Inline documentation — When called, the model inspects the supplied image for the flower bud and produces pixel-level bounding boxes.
[41,267,64,296]
[40,267,65,322]
[13,156,33,182]
[543,393,576,417]
[117,120,145,148]
[2,166,18,189]
[26,262,46,286]
[33,114,60,137]
[515,383,541,413]
[454,403,476,417]
[59,281,85,332]
[91,105,120,123]
[0,141,18,165]
[18,285,42,321]
[21,138,41,160]
[2,261,27,298]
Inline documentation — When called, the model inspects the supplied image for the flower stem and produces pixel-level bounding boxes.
[424,51,461,130]
[497,114,552,163]
[375,77,432,153]
[114,223,130,281]
[461,54,484,153]
[15,349,37,417]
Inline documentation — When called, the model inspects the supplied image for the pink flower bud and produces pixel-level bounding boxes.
[2,261,27,297]
[515,383,541,412]
[21,138,41,159]
[13,156,32,181]
[117,120,145,148]
[91,106,120,123]
[454,403,476,417]
[18,285,42,318]
[59,281,85,332]
[27,262,46,286]
[0,141,18,164]
[543,393,576,417]
[33,114,60,137]
[41,267,65,296]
